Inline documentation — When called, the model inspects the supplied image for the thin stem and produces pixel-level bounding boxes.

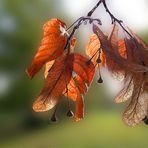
[87,0,102,17]
[65,0,102,50]
[87,48,99,65]
[64,17,102,50]
[65,0,134,53]
[102,0,133,38]
[66,17,83,31]
[50,105,58,122]
[97,66,103,83]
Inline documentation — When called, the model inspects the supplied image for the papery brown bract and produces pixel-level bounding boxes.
[122,73,148,126]
[114,75,133,103]
[92,24,148,73]
[92,24,148,126]
[107,23,127,75]
[26,18,67,79]
[86,24,127,74]
[120,30,148,126]
[108,23,119,49]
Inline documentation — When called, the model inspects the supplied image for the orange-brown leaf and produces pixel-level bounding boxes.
[63,78,79,102]
[75,76,87,95]
[44,37,77,79]
[75,94,84,121]
[44,60,55,78]
[26,18,67,79]
[86,34,106,66]
[63,77,84,121]
[63,75,87,100]
[62,53,94,121]
[69,53,95,86]
[33,55,72,112]
[118,40,127,58]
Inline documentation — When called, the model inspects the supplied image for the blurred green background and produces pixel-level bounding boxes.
[0,0,148,148]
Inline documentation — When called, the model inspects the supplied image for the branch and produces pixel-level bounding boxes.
[65,17,102,50]
[102,0,133,38]
[87,0,102,17]
[65,0,134,51]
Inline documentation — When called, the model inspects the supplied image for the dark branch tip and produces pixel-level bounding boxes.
[86,60,92,65]
[143,116,148,125]
[97,77,103,83]
[50,114,58,122]
[67,110,74,118]
[96,58,102,64]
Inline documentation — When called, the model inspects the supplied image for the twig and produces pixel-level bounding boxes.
[87,0,102,17]
[65,0,134,51]
[102,0,133,38]
[64,17,102,50]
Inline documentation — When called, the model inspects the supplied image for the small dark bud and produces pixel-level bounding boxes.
[87,12,92,17]
[89,19,93,24]
[96,58,101,64]
[97,77,103,83]
[67,110,74,118]
[50,113,58,122]
[143,116,148,125]
[98,20,102,25]
[86,60,91,65]
[84,21,88,25]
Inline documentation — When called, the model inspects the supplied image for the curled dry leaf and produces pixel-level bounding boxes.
[26,18,67,79]
[120,29,148,126]
[114,76,133,103]
[122,73,148,126]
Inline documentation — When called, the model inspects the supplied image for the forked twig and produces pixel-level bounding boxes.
[65,0,134,51]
